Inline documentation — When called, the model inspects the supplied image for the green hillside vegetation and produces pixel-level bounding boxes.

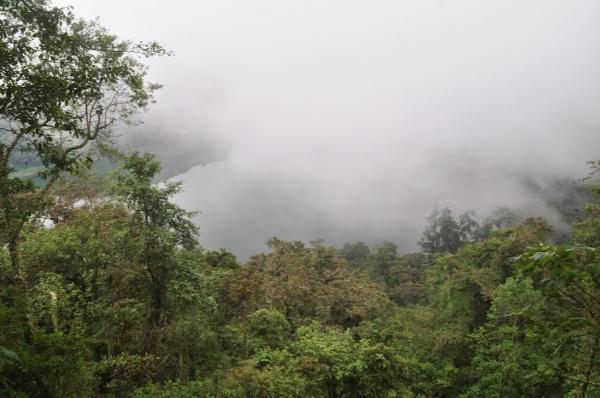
[0,1,598,397]
[1,153,598,397]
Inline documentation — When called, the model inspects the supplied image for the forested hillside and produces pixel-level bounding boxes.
[1,1,599,397]
[2,155,600,398]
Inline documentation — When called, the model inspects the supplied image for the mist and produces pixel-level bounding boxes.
[57,0,600,258]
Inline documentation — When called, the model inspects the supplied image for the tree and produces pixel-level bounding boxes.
[475,207,520,240]
[0,155,221,395]
[458,210,479,244]
[218,239,392,329]
[0,0,165,337]
[338,241,370,268]
[572,161,600,248]
[467,277,568,398]
[419,208,462,255]
[386,253,429,305]
[516,245,600,397]
[367,241,397,282]
[246,308,291,351]
[109,152,199,352]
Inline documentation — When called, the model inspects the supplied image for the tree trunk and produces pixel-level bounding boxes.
[8,232,35,341]
[145,261,164,353]
[580,331,600,398]
[178,350,187,381]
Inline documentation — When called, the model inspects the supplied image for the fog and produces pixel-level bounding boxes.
[58,0,600,258]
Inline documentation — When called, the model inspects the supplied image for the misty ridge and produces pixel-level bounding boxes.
[58,0,600,258]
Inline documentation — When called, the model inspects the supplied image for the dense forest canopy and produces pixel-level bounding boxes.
[1,1,599,397]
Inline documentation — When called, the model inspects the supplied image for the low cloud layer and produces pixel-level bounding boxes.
[60,0,600,258]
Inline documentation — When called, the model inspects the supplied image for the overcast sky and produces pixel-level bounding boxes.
[58,0,600,258]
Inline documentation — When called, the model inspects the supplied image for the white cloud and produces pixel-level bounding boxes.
[59,0,600,257]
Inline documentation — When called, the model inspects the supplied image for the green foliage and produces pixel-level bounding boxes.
[514,244,600,397]
[420,208,462,255]
[0,22,598,393]
[337,243,428,306]
[96,353,164,397]
[109,152,199,248]
[386,253,429,305]
[368,240,398,282]
[219,239,392,329]
[0,7,167,394]
[0,346,19,395]
[134,380,210,398]
[246,309,291,350]
[419,207,522,255]
[2,152,599,397]
[291,322,409,397]
[475,207,521,241]
[0,0,165,173]
[2,4,597,395]
[466,277,567,397]
[201,322,411,398]
[17,331,95,398]
[0,1,167,302]
[339,241,370,268]
[202,249,239,270]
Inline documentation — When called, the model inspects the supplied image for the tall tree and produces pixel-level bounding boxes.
[109,152,199,352]
[368,241,398,282]
[419,208,462,255]
[0,0,165,336]
[338,241,370,268]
